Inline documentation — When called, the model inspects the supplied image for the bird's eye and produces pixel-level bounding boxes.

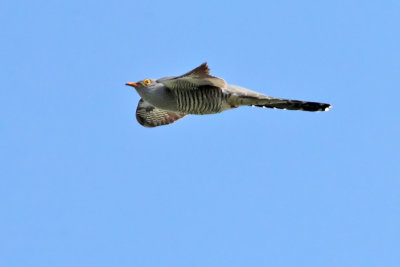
[143,79,151,85]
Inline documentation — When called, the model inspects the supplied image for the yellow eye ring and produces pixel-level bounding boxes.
[143,79,151,85]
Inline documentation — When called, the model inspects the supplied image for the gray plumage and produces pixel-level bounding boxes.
[126,63,332,128]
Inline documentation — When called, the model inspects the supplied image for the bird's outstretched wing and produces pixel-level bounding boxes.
[136,99,186,128]
[158,62,227,90]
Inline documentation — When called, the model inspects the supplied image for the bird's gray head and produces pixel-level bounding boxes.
[125,78,157,90]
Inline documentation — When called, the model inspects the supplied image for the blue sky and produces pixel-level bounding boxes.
[1,0,399,266]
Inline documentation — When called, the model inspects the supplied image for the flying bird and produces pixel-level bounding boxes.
[126,63,331,128]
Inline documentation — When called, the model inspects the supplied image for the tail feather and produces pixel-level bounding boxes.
[227,85,332,111]
[254,98,332,112]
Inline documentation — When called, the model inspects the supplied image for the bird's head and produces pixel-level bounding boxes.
[125,79,157,90]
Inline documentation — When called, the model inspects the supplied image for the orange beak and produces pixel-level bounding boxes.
[125,82,138,88]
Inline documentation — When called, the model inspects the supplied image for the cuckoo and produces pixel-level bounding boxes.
[126,63,332,127]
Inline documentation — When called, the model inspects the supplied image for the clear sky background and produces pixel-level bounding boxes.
[1,0,399,266]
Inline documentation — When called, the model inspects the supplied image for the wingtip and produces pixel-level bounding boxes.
[200,62,209,72]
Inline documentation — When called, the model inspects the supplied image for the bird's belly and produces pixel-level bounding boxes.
[174,88,229,115]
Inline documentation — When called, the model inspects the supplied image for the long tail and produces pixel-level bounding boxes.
[239,96,332,112]
[226,85,332,112]
[254,98,331,111]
